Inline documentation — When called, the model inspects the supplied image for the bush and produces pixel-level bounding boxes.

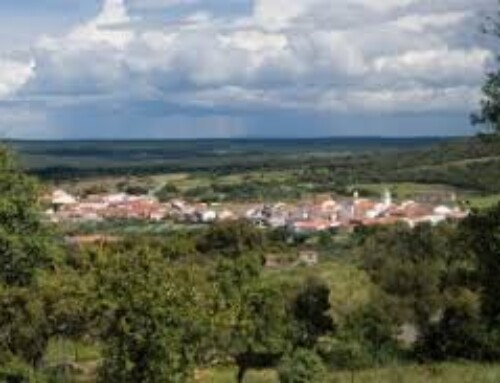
[0,359,48,383]
[155,183,180,202]
[316,338,373,371]
[278,349,327,383]
[414,289,493,361]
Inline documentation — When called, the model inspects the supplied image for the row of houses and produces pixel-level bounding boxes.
[46,190,168,222]
[45,190,237,223]
[245,190,468,233]
[46,188,468,231]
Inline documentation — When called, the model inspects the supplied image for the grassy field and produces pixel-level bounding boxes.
[467,194,500,210]
[354,183,458,200]
[41,349,500,383]
[204,363,500,383]
[45,339,101,365]
[36,360,500,382]
[40,341,500,383]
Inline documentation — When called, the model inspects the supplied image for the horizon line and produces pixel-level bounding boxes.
[1,135,469,143]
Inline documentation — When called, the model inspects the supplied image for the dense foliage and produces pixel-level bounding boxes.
[0,149,57,286]
[472,6,500,135]
[278,349,327,383]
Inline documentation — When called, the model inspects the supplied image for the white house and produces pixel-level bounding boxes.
[199,210,217,223]
[218,210,235,221]
[52,189,77,206]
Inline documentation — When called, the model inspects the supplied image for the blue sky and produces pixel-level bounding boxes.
[0,0,495,138]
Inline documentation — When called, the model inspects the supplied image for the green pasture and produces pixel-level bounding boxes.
[353,183,458,200]
[467,194,500,210]
[205,363,500,383]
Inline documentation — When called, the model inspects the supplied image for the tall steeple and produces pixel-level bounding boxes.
[383,188,392,207]
[353,190,359,201]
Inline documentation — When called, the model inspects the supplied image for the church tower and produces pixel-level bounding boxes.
[383,188,392,207]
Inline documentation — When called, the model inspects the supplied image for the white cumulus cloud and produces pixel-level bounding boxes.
[0,58,35,98]
[5,0,495,130]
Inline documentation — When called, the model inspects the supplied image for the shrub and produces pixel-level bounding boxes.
[316,338,373,371]
[278,349,327,383]
[414,289,492,361]
[0,359,48,383]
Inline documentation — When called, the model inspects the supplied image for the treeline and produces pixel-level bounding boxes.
[297,137,500,194]
[22,137,499,188]
[152,137,500,203]
[35,137,500,203]
[357,219,500,362]
[27,155,331,181]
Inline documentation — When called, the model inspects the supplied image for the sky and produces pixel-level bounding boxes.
[0,0,496,139]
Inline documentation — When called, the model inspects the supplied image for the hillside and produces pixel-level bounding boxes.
[6,137,447,178]
[7,136,500,206]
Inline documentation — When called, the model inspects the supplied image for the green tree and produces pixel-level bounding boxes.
[344,302,399,362]
[278,349,327,383]
[39,267,95,341]
[231,283,291,383]
[0,148,57,287]
[292,277,335,348]
[0,285,50,367]
[94,244,216,383]
[415,288,489,361]
[472,6,500,134]
[462,203,500,325]
[359,223,458,329]
[197,220,266,257]
[160,233,198,261]
[214,252,263,303]
[212,249,289,383]
[155,183,180,202]
[316,299,400,371]
[0,148,61,370]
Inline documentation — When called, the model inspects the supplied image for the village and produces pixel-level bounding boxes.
[45,187,469,234]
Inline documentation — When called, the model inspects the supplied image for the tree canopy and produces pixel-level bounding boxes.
[0,148,57,287]
[473,4,500,134]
